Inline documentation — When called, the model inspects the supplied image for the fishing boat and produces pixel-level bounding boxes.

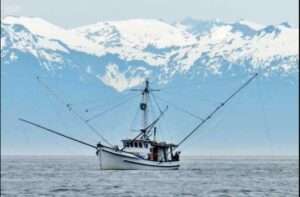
[20,73,258,170]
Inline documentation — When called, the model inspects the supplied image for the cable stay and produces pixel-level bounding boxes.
[85,94,139,122]
[143,105,168,133]
[154,94,204,121]
[84,92,135,113]
[161,87,222,105]
[128,106,141,132]
[19,118,97,149]
[256,76,274,154]
[150,92,162,113]
[135,105,168,140]
[36,76,113,147]
[120,106,168,151]
[128,89,162,134]
[176,72,259,149]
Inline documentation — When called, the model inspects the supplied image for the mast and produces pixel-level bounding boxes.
[121,79,163,149]
[131,79,160,139]
[141,79,150,132]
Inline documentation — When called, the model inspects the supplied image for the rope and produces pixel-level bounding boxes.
[176,73,259,148]
[150,92,162,113]
[85,93,139,122]
[155,95,205,121]
[128,105,141,132]
[256,77,274,154]
[84,91,133,112]
[149,95,159,139]
[161,86,222,105]
[36,76,113,147]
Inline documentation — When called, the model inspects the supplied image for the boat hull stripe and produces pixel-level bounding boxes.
[102,148,138,160]
[123,159,180,168]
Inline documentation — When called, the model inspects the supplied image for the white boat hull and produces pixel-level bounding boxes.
[97,146,180,170]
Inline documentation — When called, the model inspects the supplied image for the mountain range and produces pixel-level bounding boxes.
[1,16,298,91]
[1,16,298,155]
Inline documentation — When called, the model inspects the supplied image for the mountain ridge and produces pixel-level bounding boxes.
[1,16,299,91]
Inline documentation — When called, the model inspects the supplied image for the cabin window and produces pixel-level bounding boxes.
[134,142,138,148]
[130,142,133,147]
[145,143,148,148]
[139,142,142,148]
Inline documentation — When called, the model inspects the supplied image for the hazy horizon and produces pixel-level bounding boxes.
[1,0,299,28]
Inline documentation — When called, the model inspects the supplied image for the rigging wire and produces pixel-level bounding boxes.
[149,95,157,139]
[84,91,134,112]
[154,94,205,121]
[150,93,167,141]
[52,76,92,152]
[163,89,221,104]
[128,105,141,132]
[256,76,274,154]
[254,65,277,154]
[176,72,259,148]
[150,92,162,113]
[71,97,111,108]
[161,86,222,105]
[195,67,275,153]
[85,93,139,122]
[198,86,246,142]
[36,76,113,147]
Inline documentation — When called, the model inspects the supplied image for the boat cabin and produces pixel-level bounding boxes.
[119,79,180,163]
[122,139,180,162]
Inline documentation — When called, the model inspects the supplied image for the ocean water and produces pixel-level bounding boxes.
[1,156,298,197]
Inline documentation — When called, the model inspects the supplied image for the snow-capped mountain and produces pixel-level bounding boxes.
[1,16,299,91]
[1,16,299,156]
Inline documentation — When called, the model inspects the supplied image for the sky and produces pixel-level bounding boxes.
[1,0,299,28]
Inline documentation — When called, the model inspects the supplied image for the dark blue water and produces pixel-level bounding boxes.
[1,156,298,197]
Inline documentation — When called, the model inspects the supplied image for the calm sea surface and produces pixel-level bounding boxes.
[1,156,298,197]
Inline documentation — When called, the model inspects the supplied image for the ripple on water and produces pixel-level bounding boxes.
[1,156,298,197]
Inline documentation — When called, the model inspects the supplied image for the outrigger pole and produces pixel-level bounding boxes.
[19,118,97,149]
[36,76,113,147]
[176,73,259,148]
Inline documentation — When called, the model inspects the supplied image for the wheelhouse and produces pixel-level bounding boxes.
[122,139,180,162]
[122,139,150,149]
